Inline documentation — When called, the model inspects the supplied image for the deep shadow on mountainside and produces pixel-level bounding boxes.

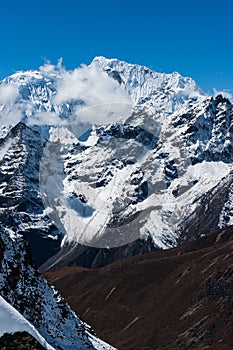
[40,236,158,271]
[44,225,233,350]
[0,332,45,350]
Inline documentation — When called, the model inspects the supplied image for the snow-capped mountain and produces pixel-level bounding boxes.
[41,93,233,269]
[0,227,115,350]
[0,56,206,129]
[0,56,233,271]
[0,68,68,121]
[91,56,206,115]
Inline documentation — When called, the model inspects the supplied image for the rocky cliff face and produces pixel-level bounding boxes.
[0,227,115,350]
[0,122,62,266]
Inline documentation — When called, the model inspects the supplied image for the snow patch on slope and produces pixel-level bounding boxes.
[143,161,232,248]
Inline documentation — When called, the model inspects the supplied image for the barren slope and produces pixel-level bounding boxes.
[45,226,233,349]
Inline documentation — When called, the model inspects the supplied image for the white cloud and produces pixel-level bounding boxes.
[0,84,19,104]
[53,64,132,125]
[39,58,64,75]
[1,109,23,125]
[0,60,133,131]
[213,88,233,102]
[27,111,63,126]
[74,102,132,125]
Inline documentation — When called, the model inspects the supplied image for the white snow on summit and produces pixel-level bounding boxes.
[0,55,207,132]
[91,56,207,115]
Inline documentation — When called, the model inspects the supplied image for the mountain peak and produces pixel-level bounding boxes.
[3,70,45,85]
[91,55,206,116]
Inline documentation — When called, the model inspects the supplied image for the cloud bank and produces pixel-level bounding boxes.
[53,64,132,125]
[0,84,19,104]
[54,64,130,106]
[27,111,63,126]
[0,59,132,129]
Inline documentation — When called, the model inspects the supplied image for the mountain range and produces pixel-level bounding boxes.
[0,56,233,348]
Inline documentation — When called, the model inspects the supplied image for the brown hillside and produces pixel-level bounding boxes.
[44,226,233,350]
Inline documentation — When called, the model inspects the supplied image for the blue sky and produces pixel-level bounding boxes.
[1,0,233,94]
